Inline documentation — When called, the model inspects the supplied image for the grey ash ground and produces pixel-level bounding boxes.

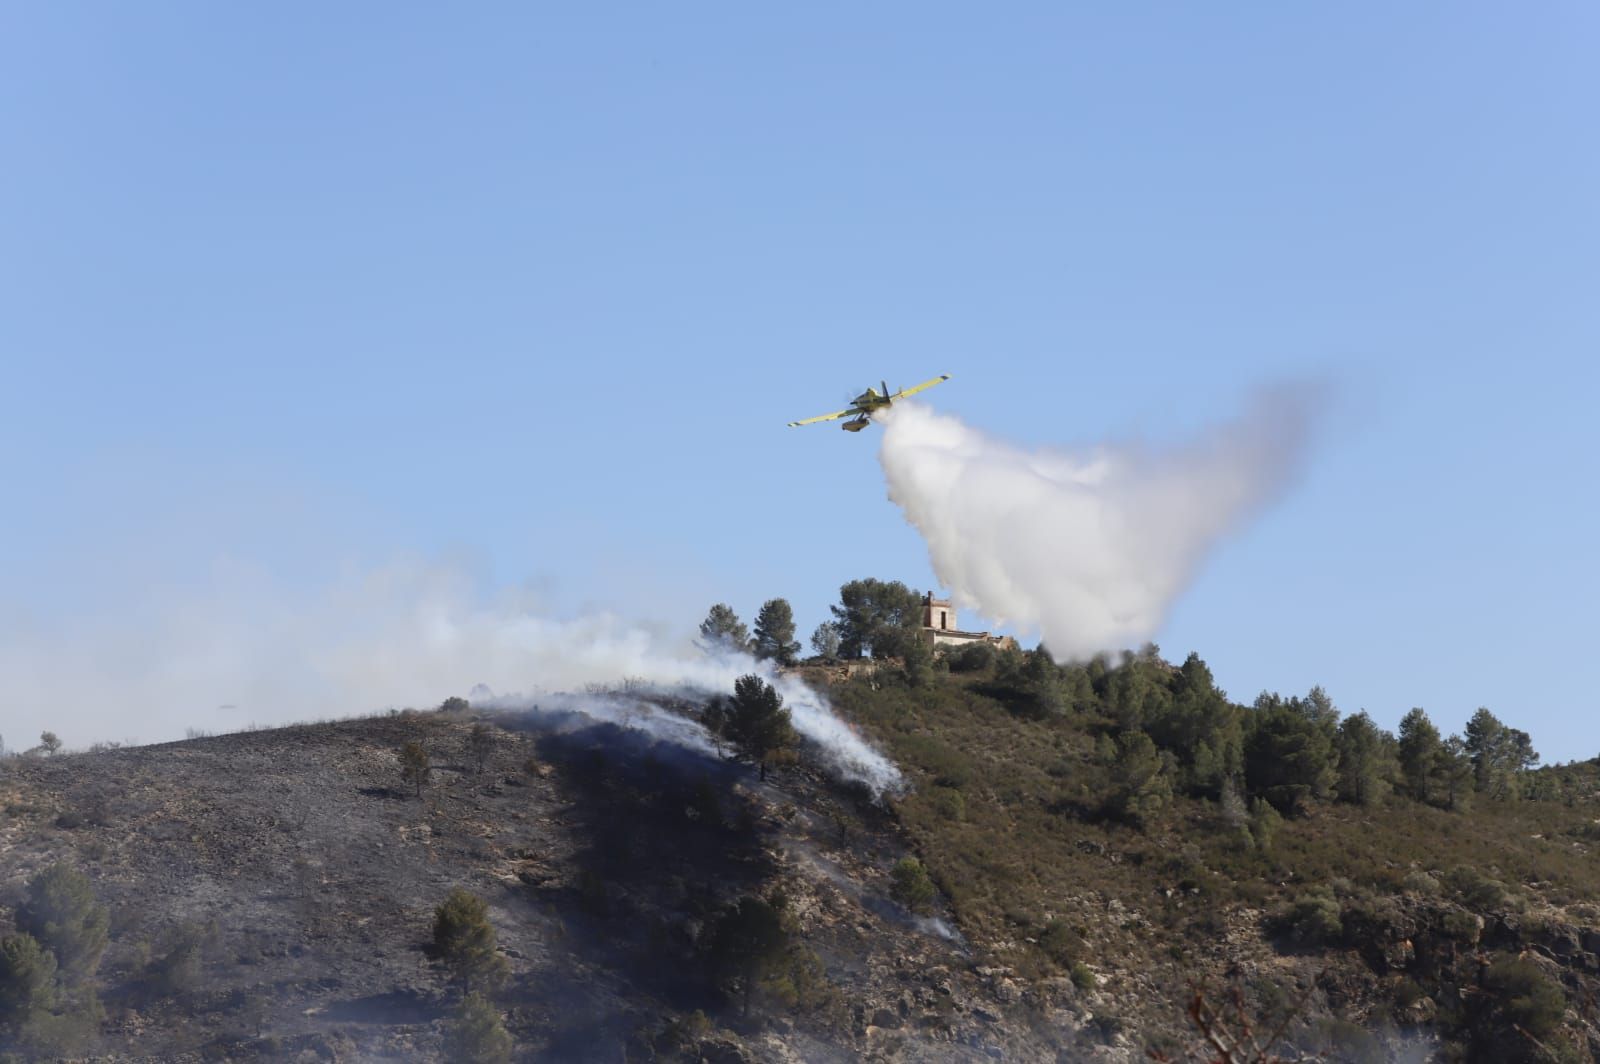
[0,706,1074,1062]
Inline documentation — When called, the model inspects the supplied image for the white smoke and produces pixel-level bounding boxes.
[473,652,902,794]
[478,676,901,796]
[0,559,902,793]
[877,385,1321,661]
[486,690,726,758]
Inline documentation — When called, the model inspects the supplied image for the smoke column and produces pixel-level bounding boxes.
[876,385,1321,661]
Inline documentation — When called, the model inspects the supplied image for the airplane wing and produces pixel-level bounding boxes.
[892,374,952,401]
[787,408,855,427]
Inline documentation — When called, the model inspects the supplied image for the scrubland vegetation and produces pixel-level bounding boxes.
[820,627,1600,1060]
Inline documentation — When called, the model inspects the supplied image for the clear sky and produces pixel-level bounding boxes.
[2,4,1596,759]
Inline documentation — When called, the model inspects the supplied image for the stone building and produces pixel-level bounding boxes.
[920,592,1012,650]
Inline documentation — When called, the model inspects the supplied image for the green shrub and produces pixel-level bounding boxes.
[1444,866,1510,910]
[1070,961,1096,991]
[1440,908,1484,944]
[899,735,974,790]
[1038,919,1080,967]
[444,991,512,1063]
[1477,957,1566,1048]
[141,921,219,1000]
[948,642,995,673]
[1391,977,1425,1009]
[929,787,966,822]
[398,741,432,797]
[651,1009,713,1055]
[1248,798,1282,853]
[433,888,509,993]
[467,722,496,774]
[708,895,790,1019]
[760,944,836,1013]
[889,857,936,915]
[1319,1018,1385,1064]
[17,988,102,1057]
[1105,732,1171,828]
[1278,888,1343,946]
[15,864,108,984]
[0,934,57,1031]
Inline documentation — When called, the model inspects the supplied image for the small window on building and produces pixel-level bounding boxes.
[940,611,948,630]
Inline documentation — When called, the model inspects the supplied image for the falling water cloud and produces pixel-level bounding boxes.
[876,384,1324,661]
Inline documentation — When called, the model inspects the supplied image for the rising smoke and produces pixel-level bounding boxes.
[0,560,901,793]
[876,385,1322,661]
[473,656,902,794]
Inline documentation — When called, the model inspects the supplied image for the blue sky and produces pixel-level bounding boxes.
[2,4,1597,758]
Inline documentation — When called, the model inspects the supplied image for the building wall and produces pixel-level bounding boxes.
[921,628,1021,651]
[922,593,957,632]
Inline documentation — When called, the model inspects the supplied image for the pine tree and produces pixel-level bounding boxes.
[1300,685,1340,734]
[0,934,57,1032]
[1335,711,1394,806]
[1464,707,1504,794]
[1397,708,1441,803]
[15,864,108,984]
[1218,779,1252,849]
[433,888,509,994]
[902,631,936,688]
[698,603,751,654]
[751,599,801,665]
[709,896,789,1019]
[889,858,936,914]
[809,622,841,660]
[1243,705,1336,815]
[1464,707,1540,799]
[830,579,922,659]
[467,722,495,775]
[1436,735,1475,812]
[1019,646,1063,718]
[1106,657,1173,733]
[718,675,798,781]
[1148,654,1242,797]
[398,741,431,798]
[1107,732,1172,827]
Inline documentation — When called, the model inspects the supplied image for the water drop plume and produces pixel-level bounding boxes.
[877,384,1323,660]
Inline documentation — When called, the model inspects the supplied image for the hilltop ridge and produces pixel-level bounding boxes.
[1,654,1597,1061]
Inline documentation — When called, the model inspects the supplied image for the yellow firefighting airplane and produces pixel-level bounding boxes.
[786,374,952,432]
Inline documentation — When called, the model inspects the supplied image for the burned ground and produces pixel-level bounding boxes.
[0,705,1066,1062]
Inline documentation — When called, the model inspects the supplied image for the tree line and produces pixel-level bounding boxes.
[700,579,932,665]
[702,577,1559,824]
[700,578,936,677]
[998,642,1546,826]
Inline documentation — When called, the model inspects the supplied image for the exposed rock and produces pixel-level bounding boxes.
[698,1036,756,1064]
[991,978,1022,1005]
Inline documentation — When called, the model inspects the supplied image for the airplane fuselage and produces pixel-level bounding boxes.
[786,374,949,432]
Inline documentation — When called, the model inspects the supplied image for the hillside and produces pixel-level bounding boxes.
[1,659,1598,1062]
[824,659,1600,1062]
